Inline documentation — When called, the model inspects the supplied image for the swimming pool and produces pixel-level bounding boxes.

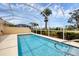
[18,34,79,56]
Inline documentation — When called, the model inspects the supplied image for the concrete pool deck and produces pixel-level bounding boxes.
[0,33,79,56]
[0,34,18,56]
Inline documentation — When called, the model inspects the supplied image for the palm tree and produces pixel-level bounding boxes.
[41,8,52,29]
[29,22,39,33]
[30,22,39,29]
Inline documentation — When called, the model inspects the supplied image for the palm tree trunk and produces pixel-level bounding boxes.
[44,17,48,29]
[45,21,47,29]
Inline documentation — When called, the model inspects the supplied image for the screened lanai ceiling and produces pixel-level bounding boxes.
[0,3,79,28]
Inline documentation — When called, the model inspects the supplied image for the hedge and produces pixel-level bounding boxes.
[65,32,79,40]
[33,30,79,40]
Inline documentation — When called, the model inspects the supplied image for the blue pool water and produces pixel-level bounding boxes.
[18,34,79,56]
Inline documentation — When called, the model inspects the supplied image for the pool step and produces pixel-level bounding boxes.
[68,47,79,56]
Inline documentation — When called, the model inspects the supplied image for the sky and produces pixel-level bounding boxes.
[0,3,79,28]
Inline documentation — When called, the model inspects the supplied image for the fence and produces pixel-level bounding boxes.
[32,29,79,40]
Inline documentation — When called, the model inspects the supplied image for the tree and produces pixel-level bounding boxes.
[29,22,39,29]
[65,25,76,30]
[68,9,79,28]
[41,8,52,29]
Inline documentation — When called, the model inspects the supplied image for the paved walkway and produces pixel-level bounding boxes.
[0,34,18,56]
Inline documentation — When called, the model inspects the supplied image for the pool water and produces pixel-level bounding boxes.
[18,34,79,56]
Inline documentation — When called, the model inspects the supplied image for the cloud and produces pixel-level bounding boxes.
[8,20,21,24]
[49,4,72,20]
[0,3,79,27]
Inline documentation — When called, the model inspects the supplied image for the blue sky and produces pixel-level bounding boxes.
[0,3,79,28]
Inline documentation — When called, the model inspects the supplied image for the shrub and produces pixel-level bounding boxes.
[65,32,75,40]
[37,30,41,34]
[75,33,79,39]
[64,32,79,40]
[42,30,48,36]
[56,31,63,38]
[33,30,79,40]
[50,31,58,37]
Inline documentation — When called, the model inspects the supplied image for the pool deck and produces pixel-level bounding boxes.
[0,34,18,56]
[0,33,79,56]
